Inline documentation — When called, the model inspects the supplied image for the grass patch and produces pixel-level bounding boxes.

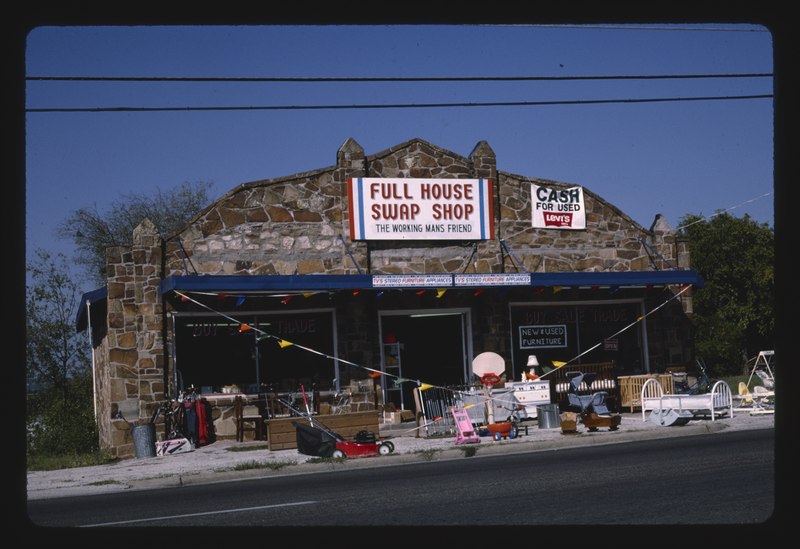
[229,460,296,472]
[458,446,479,457]
[27,451,119,472]
[413,448,442,461]
[225,444,271,453]
[87,479,125,487]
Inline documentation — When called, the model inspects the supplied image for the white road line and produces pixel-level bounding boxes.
[81,500,319,527]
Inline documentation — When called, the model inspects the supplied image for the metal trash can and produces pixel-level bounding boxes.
[132,423,156,459]
[537,403,561,429]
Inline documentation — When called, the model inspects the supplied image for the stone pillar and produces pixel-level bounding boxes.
[469,141,503,272]
[101,218,166,458]
[336,138,368,274]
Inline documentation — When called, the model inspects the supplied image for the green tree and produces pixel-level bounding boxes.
[26,249,99,456]
[57,180,214,285]
[26,249,89,398]
[679,213,774,377]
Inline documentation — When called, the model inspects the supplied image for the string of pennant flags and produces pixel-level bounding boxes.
[172,282,693,422]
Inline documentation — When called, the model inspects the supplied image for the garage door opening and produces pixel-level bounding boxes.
[379,309,472,411]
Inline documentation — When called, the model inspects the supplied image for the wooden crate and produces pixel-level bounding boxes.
[618,374,675,411]
[266,411,380,451]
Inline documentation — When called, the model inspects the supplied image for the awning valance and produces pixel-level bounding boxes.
[160,270,703,295]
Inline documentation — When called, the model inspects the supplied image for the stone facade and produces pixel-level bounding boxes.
[164,138,682,279]
[94,137,695,457]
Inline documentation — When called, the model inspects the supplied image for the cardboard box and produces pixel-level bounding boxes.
[400,410,415,422]
[383,411,401,424]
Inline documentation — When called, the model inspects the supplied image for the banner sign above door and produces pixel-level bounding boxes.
[348,178,494,240]
[531,184,586,230]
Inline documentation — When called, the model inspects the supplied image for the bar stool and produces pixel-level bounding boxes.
[234,396,265,442]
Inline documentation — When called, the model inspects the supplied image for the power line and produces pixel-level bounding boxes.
[26,94,773,113]
[26,72,772,83]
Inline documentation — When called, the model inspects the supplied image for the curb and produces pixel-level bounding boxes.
[33,419,734,499]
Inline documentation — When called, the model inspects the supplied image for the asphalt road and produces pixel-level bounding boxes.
[26,428,775,533]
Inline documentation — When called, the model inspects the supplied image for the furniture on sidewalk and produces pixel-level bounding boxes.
[640,378,733,422]
[547,361,620,412]
[234,395,265,442]
[618,374,675,411]
[565,372,621,431]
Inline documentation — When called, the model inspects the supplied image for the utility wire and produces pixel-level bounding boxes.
[27,72,772,83]
[26,94,773,113]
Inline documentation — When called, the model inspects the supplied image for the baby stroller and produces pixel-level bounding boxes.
[566,372,621,432]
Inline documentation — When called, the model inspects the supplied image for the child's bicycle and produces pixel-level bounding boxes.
[672,358,712,395]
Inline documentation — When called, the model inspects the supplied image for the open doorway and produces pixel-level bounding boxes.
[379,309,472,411]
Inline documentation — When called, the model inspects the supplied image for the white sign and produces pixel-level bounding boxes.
[372,275,453,288]
[348,178,494,240]
[454,274,531,286]
[531,184,586,230]
[519,324,568,349]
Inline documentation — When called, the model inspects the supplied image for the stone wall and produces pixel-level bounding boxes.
[165,137,681,279]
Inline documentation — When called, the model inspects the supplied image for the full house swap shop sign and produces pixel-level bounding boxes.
[531,184,586,230]
[348,178,495,240]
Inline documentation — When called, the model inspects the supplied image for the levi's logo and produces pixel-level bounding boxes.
[543,212,573,227]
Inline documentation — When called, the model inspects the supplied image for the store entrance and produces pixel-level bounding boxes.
[379,310,471,411]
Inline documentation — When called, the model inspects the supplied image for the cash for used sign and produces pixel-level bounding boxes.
[348,178,494,240]
[531,184,586,230]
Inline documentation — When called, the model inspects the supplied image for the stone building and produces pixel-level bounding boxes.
[78,137,702,458]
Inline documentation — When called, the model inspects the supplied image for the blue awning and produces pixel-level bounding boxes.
[78,270,702,331]
[75,287,108,336]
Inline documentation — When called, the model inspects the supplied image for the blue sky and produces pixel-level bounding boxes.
[24,24,774,292]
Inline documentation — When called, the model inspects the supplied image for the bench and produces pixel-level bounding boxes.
[546,361,620,412]
[640,378,733,421]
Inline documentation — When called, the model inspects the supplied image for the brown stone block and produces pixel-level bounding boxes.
[201,218,223,237]
[266,206,293,222]
[245,208,270,223]
[443,164,470,175]
[219,207,246,227]
[418,153,437,167]
[293,210,323,222]
[296,259,325,274]
[116,331,137,349]
[409,167,432,178]
[110,347,138,367]
[616,249,640,260]
[110,379,129,401]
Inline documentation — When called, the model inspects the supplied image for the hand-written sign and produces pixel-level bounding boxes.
[531,184,586,230]
[348,178,494,240]
[519,324,568,349]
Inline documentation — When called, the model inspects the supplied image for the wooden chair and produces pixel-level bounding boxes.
[235,396,265,442]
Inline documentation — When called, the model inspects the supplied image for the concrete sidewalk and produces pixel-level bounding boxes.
[26,410,775,501]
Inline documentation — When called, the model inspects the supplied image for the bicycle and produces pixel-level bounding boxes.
[672,358,712,395]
